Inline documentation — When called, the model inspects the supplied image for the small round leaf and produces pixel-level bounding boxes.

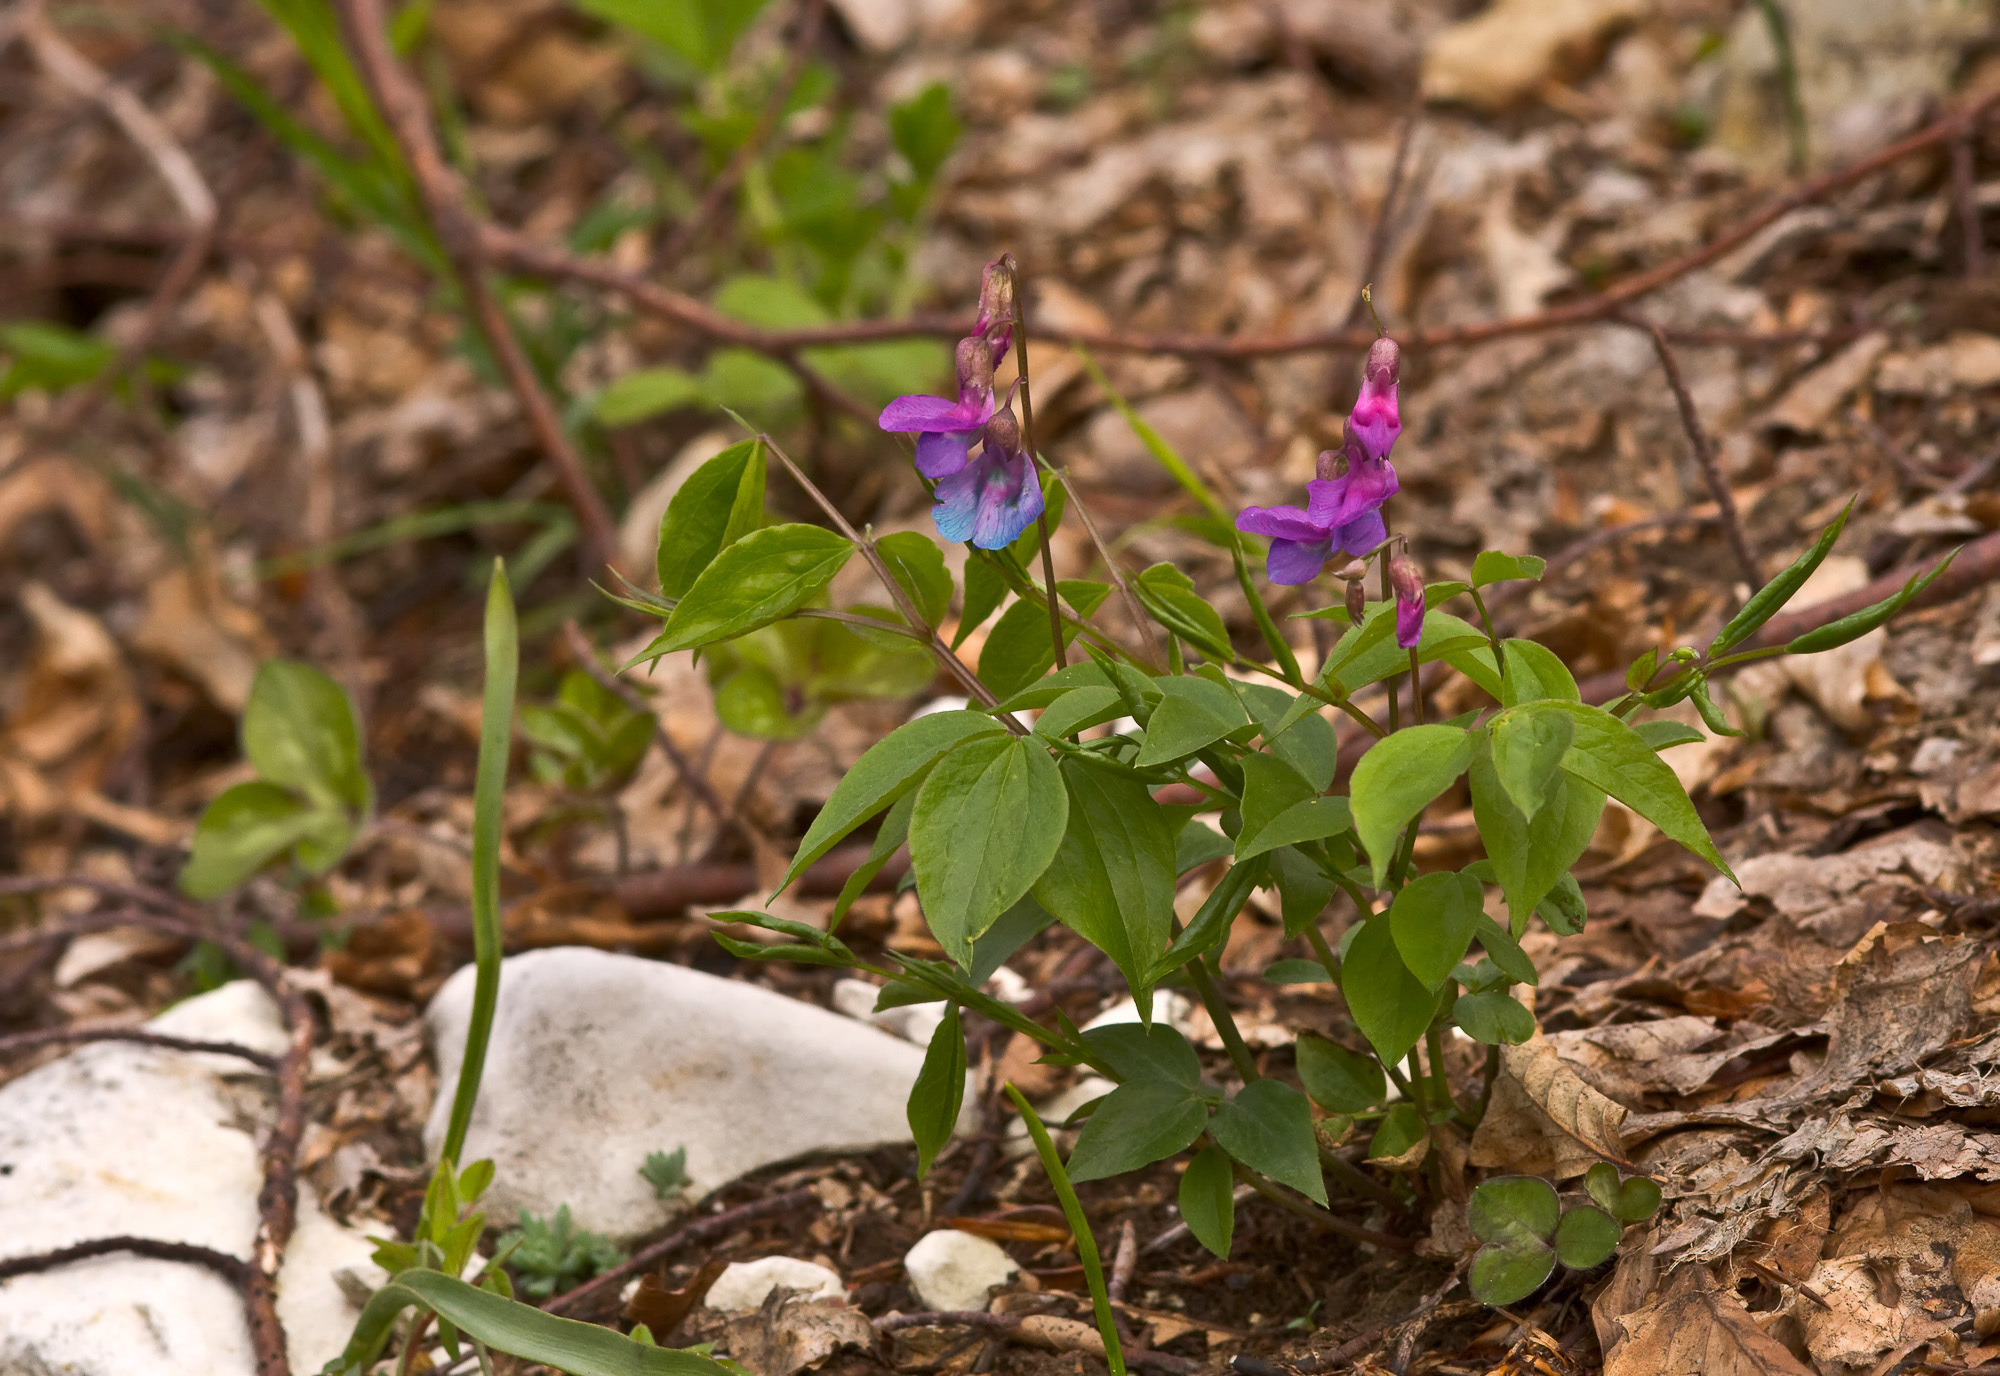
[1554,1205,1622,1269]
[1468,1176,1559,1246]
[1469,1240,1555,1306]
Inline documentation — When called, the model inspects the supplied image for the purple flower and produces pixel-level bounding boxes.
[1389,553,1425,649]
[1350,338,1402,462]
[932,403,1043,549]
[1235,422,1398,584]
[879,336,1001,480]
[1236,337,1405,585]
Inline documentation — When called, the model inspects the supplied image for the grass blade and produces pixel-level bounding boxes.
[1004,1083,1128,1376]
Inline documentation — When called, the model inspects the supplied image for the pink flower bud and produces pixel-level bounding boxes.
[1350,337,1402,463]
[956,335,995,402]
[1345,576,1366,626]
[1389,552,1425,649]
[982,402,1022,458]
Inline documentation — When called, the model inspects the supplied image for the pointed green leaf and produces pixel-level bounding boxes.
[910,1004,966,1179]
[1179,1145,1236,1258]
[1295,1033,1385,1113]
[1388,871,1484,992]
[1032,758,1178,1003]
[1711,497,1852,655]
[242,659,369,810]
[640,524,852,657]
[1784,548,1956,655]
[1541,702,1733,881]
[1340,915,1437,1066]
[876,531,952,628]
[1454,990,1535,1045]
[910,734,1068,964]
[1350,725,1474,888]
[655,439,766,599]
[1210,1079,1325,1204]
[1470,748,1603,931]
[1490,708,1572,824]
[1034,685,1123,740]
[1066,1082,1208,1181]
[1471,551,1545,587]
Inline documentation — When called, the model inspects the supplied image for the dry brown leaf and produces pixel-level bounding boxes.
[1603,1267,1814,1376]
[627,1260,730,1340]
[1468,1032,1632,1178]
[1810,923,1982,1093]
[722,1293,873,1376]
[128,564,271,713]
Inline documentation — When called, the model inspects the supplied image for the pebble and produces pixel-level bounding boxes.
[704,1256,849,1312]
[903,1229,1020,1313]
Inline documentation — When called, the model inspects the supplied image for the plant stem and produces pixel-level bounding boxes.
[1474,1044,1500,1126]
[1407,647,1425,725]
[1468,586,1508,689]
[440,561,517,1167]
[1005,1085,1128,1376]
[1304,922,1342,981]
[1319,1147,1407,1212]
[1233,544,1303,685]
[1005,256,1067,672]
[1184,954,1258,1084]
[1425,1022,1456,1117]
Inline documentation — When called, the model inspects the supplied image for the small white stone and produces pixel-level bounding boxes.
[1082,990,1193,1034]
[1911,737,1965,775]
[905,1230,1020,1313]
[703,1257,848,1312]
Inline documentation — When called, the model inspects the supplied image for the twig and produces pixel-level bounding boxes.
[0,888,315,1376]
[1952,126,1987,280]
[0,1235,250,1286]
[1630,317,1762,585]
[756,431,1021,721]
[1343,111,1419,335]
[654,0,825,268]
[542,1186,819,1315]
[19,3,218,435]
[1385,1261,1466,1376]
[476,89,2000,363]
[1140,1184,1256,1256]
[334,0,620,573]
[1107,1219,1137,1305]
[1055,467,1166,670]
[0,1024,279,1068]
[560,620,746,841]
[1003,254,1067,672]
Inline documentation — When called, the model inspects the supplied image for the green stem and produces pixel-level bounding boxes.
[1474,1044,1500,1126]
[1184,953,1258,1084]
[1319,1146,1407,1212]
[1233,541,1303,685]
[1005,1085,1128,1376]
[1425,1022,1456,1118]
[1468,586,1507,689]
[1386,813,1422,890]
[1304,922,1342,981]
[440,561,517,1168]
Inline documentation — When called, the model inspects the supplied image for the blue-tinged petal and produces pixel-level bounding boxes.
[1237,503,1328,543]
[915,428,978,479]
[1335,508,1387,557]
[880,393,989,433]
[1266,537,1334,584]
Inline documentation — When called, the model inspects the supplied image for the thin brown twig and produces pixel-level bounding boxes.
[1952,127,1987,280]
[756,430,1021,722]
[1629,317,1762,585]
[0,1024,280,1068]
[653,0,825,269]
[1107,1218,1137,1305]
[1055,467,1166,670]
[335,0,621,573]
[0,1235,251,1286]
[542,1186,820,1315]
[1003,254,1066,671]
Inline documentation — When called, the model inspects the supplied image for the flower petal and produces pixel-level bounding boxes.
[880,393,990,433]
[1237,503,1327,543]
[1335,508,1387,557]
[1266,537,1334,585]
[1395,594,1425,649]
[915,428,978,479]
[968,449,1044,549]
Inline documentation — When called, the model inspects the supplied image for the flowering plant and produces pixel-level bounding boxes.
[628,256,1951,1322]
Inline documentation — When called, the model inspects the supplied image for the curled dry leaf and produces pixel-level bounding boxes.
[1806,922,1981,1095]
[723,1292,874,1376]
[1468,1031,1632,1178]
[1601,1267,1814,1376]
[1799,1185,1965,1371]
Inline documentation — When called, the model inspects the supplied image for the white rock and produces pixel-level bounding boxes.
[0,981,381,1376]
[703,1256,848,1312]
[999,1075,1116,1160]
[1083,990,1194,1034]
[425,948,973,1242]
[833,978,949,1047]
[904,1230,1020,1313]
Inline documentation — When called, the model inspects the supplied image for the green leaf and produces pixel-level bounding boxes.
[1134,563,1232,660]
[655,440,766,599]
[998,660,1115,711]
[0,320,116,399]
[1473,916,1539,986]
[1032,757,1178,1006]
[1034,686,1124,740]
[319,1266,728,1376]
[1134,677,1245,768]
[888,81,960,182]
[1349,725,1474,889]
[1454,990,1535,1045]
[1553,1205,1622,1269]
[1179,1145,1236,1258]
[911,734,1068,964]
[1469,1239,1556,1307]
[178,782,330,899]
[1082,1021,1202,1090]
[1535,873,1588,936]
[876,531,952,628]
[1689,683,1744,739]
[1368,1102,1426,1161]
[910,1004,966,1179]
[1210,1079,1325,1204]
[1151,855,1264,978]
[1237,798,1352,862]
[955,556,1007,648]
[1499,640,1580,706]
[242,659,369,811]
[782,710,1005,891]
[1469,1175,1559,1244]
[1471,551,1546,587]
[1541,702,1733,881]
[1263,958,1332,984]
[1175,818,1235,873]
[1784,549,1956,655]
[1329,607,1488,695]
[977,586,1107,701]
[1633,720,1706,750]
[1295,1034,1385,1113]
[639,524,852,657]
[965,892,1053,984]
[1066,1081,1209,1181]
[1585,1163,1662,1224]
[1340,916,1437,1067]
[1239,684,1336,791]
[1388,871,1484,992]
[1470,746,1602,932]
[1490,708,1573,824]
[1711,497,1852,655]
[1267,845,1338,938]
[595,367,704,426]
